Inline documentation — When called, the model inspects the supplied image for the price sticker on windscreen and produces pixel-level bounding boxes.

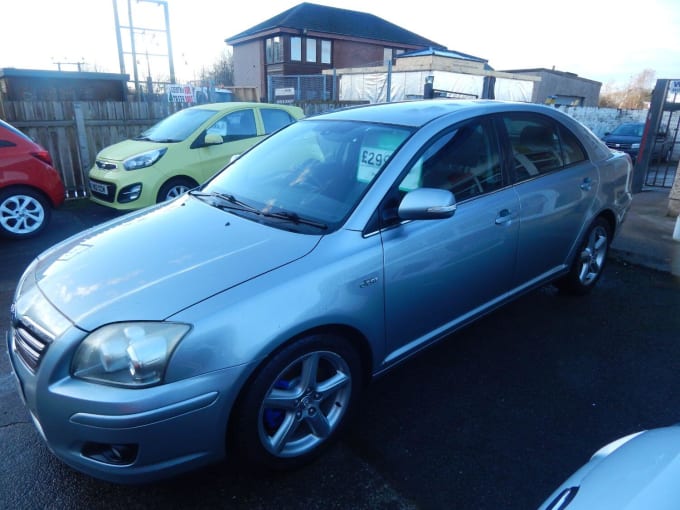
[357,147,393,183]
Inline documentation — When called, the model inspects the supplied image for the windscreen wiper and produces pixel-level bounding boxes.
[189,191,327,230]
[189,190,262,215]
[261,210,328,230]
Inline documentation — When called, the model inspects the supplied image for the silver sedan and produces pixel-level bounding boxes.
[7,100,632,483]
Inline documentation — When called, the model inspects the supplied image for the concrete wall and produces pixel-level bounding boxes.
[555,106,648,137]
[558,105,678,160]
[504,70,601,107]
[531,71,601,107]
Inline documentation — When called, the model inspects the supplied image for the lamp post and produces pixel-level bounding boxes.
[424,75,434,99]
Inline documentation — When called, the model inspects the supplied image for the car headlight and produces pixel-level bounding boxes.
[72,322,190,388]
[123,148,167,171]
[631,143,640,149]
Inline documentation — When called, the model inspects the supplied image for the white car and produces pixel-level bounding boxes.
[539,425,680,510]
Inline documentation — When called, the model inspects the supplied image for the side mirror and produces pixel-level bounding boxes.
[204,133,223,146]
[398,188,457,220]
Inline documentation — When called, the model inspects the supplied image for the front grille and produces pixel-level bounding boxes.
[13,322,51,372]
[605,141,633,151]
[89,178,116,202]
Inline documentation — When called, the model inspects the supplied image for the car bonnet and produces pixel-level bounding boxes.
[27,196,321,331]
[556,427,680,509]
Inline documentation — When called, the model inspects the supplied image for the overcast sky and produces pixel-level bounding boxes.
[2,0,679,87]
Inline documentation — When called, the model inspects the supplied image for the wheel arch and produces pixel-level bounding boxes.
[595,208,617,239]
[155,175,200,202]
[0,183,53,206]
[235,323,374,400]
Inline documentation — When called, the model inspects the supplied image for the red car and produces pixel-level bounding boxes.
[0,119,65,238]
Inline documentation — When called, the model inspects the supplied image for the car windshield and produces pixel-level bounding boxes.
[200,119,412,233]
[611,123,644,137]
[136,108,218,142]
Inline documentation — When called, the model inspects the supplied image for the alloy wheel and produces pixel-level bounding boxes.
[0,194,46,236]
[258,350,352,458]
[577,224,608,286]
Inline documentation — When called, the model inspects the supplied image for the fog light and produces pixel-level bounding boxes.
[82,442,138,465]
[118,183,142,203]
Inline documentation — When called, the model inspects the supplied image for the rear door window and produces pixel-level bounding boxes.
[261,108,296,134]
[502,113,587,182]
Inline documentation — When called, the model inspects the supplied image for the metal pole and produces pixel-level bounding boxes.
[162,1,176,84]
[112,0,126,75]
[127,0,140,99]
[386,59,392,103]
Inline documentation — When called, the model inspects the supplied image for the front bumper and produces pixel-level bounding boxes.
[7,322,249,484]
[88,166,157,211]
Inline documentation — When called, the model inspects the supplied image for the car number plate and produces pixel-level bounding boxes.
[90,181,108,194]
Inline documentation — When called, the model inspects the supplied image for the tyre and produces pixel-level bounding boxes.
[231,334,362,471]
[0,187,51,239]
[156,177,197,203]
[556,217,611,295]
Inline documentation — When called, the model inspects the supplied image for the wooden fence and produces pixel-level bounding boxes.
[2,99,368,198]
[3,101,184,197]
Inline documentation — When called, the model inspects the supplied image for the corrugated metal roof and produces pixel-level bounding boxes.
[226,2,445,48]
[0,67,129,81]
[398,47,488,64]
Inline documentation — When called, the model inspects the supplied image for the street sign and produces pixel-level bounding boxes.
[670,79,680,95]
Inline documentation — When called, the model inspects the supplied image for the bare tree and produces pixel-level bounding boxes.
[199,49,234,87]
[599,69,656,109]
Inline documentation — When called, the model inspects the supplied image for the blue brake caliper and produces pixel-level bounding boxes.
[264,379,292,432]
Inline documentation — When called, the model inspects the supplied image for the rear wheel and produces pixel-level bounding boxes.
[0,187,51,239]
[231,334,362,471]
[156,177,197,203]
[556,217,611,295]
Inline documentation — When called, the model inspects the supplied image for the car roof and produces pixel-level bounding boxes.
[187,102,292,112]
[307,99,567,128]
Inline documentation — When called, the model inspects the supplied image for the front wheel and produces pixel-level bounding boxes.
[0,187,51,239]
[156,177,197,203]
[231,334,362,471]
[556,217,611,295]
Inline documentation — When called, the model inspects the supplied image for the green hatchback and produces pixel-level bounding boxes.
[88,102,304,210]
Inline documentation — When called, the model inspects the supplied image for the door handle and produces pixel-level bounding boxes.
[580,177,593,191]
[495,209,513,225]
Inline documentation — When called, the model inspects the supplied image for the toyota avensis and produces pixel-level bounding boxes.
[8,100,632,483]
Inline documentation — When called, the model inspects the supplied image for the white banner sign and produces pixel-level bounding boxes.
[167,85,195,103]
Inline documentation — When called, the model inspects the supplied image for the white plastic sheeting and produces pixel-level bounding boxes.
[493,78,534,102]
[339,71,534,103]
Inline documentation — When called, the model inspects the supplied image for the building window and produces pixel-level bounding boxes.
[306,38,317,63]
[383,48,393,64]
[266,37,283,64]
[321,40,331,64]
[291,37,301,61]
